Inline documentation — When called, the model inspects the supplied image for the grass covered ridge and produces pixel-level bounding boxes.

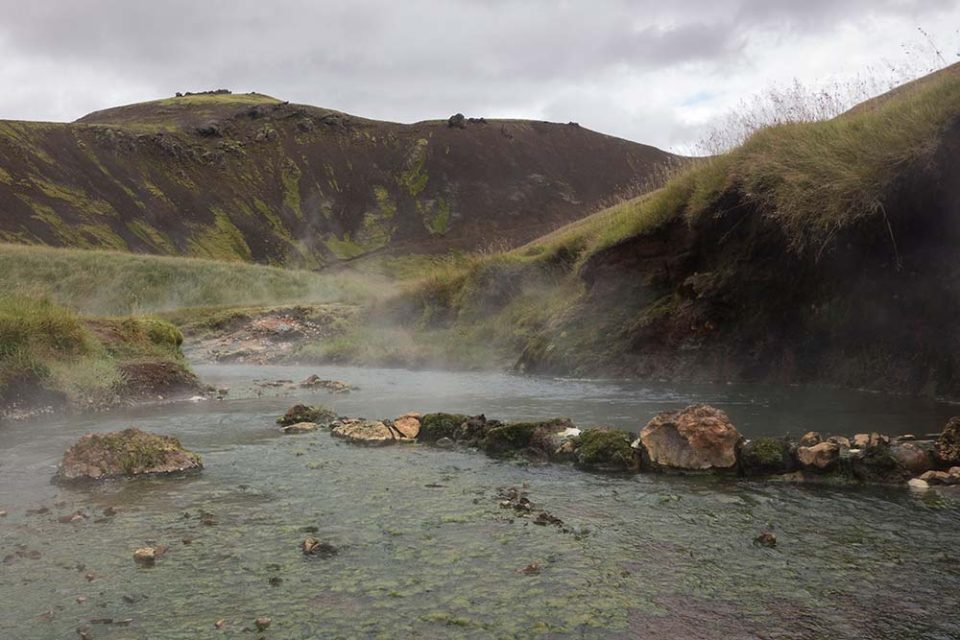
[0,295,198,414]
[0,243,384,316]
[371,63,960,388]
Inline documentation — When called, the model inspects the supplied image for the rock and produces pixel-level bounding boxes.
[638,405,741,470]
[299,375,353,393]
[331,419,396,445]
[301,537,338,557]
[255,617,272,632]
[454,414,500,446]
[435,437,454,448]
[483,418,575,458]
[574,428,637,472]
[133,546,167,566]
[827,435,851,449]
[853,433,889,449]
[447,113,466,129]
[796,442,840,472]
[58,510,89,524]
[277,404,336,427]
[851,442,910,483]
[517,563,540,575]
[214,619,226,629]
[418,413,470,443]
[57,429,202,482]
[934,417,960,466]
[391,413,421,440]
[890,442,933,475]
[533,511,563,527]
[754,532,777,548]
[919,470,955,485]
[739,437,794,475]
[799,432,821,447]
[908,478,930,491]
[280,421,318,434]
[950,466,960,479]
[0,510,6,517]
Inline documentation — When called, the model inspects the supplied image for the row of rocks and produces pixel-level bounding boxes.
[280,403,960,486]
[54,404,960,489]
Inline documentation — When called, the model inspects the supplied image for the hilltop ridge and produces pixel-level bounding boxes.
[0,91,676,266]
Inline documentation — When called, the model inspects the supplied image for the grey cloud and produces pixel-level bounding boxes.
[0,0,957,149]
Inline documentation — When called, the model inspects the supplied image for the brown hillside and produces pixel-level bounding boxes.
[0,92,676,266]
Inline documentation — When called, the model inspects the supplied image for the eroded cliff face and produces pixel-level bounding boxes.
[0,93,675,266]
[523,121,960,397]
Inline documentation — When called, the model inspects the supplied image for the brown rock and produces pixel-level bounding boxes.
[391,413,421,440]
[214,619,226,629]
[330,419,396,445]
[852,433,889,449]
[639,404,740,470]
[133,547,157,566]
[797,442,840,471]
[517,562,541,575]
[827,435,851,449]
[255,617,272,632]
[57,428,202,482]
[754,532,777,548]
[919,470,955,485]
[799,432,822,447]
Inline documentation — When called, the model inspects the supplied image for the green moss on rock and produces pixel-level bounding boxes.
[57,427,202,481]
[277,404,337,427]
[739,437,794,475]
[575,428,637,472]
[483,417,573,458]
[418,413,469,443]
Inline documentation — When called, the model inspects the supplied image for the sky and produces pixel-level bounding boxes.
[0,0,957,152]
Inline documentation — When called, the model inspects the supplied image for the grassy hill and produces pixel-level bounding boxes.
[0,91,676,266]
[385,63,960,398]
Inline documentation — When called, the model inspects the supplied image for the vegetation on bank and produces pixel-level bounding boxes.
[0,294,196,412]
[347,63,960,385]
[0,243,381,316]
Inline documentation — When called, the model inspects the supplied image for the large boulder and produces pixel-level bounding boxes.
[638,405,740,470]
[934,417,960,467]
[330,419,396,446]
[58,428,202,482]
[574,428,637,472]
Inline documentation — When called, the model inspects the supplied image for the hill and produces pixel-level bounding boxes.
[384,63,960,398]
[0,91,675,266]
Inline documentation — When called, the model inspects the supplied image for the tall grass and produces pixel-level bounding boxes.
[0,243,386,316]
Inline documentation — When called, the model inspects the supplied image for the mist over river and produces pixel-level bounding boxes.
[1,364,959,638]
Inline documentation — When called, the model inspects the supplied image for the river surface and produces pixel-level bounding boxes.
[1,364,959,639]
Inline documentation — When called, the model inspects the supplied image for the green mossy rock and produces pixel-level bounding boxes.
[575,428,637,472]
[277,404,336,427]
[418,413,469,443]
[739,437,794,476]
[58,428,202,482]
[483,418,574,458]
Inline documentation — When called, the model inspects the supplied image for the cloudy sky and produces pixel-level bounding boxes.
[0,0,957,151]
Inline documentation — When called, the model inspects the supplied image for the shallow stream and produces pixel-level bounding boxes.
[1,364,959,639]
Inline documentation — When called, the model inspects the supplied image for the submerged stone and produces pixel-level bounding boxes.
[280,421,318,434]
[638,405,740,470]
[754,532,777,548]
[57,428,202,482]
